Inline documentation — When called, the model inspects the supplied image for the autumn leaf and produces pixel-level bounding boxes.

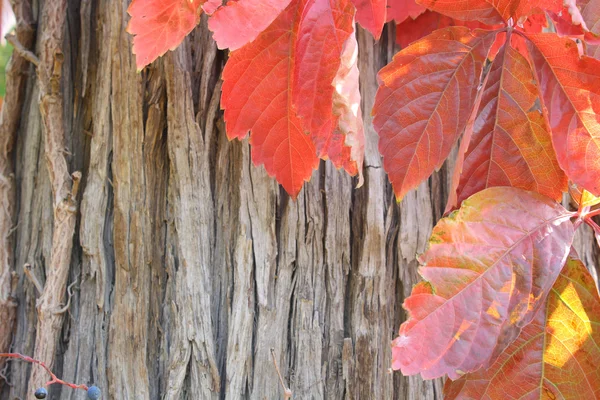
[127,0,204,70]
[415,0,561,25]
[392,187,575,380]
[444,254,600,399]
[293,0,355,151]
[414,0,505,25]
[450,42,566,209]
[373,27,496,201]
[386,0,426,23]
[569,182,600,208]
[221,0,319,198]
[395,11,454,48]
[325,24,365,179]
[351,0,386,39]
[580,0,600,57]
[525,32,600,195]
[208,0,294,50]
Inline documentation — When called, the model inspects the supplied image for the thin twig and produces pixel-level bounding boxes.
[0,353,88,391]
[5,33,40,66]
[23,264,43,294]
[54,279,78,315]
[270,348,292,400]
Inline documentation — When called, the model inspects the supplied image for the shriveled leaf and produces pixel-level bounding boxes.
[374,27,496,201]
[221,0,319,198]
[525,33,600,195]
[208,0,293,50]
[326,25,365,179]
[386,0,426,23]
[452,43,566,208]
[294,0,355,151]
[351,0,386,39]
[127,0,204,70]
[392,187,575,380]
[444,254,600,399]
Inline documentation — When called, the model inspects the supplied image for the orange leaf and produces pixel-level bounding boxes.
[127,0,204,70]
[415,0,505,25]
[525,32,600,195]
[351,0,386,39]
[221,0,319,198]
[373,27,496,201]
[444,254,600,399]
[416,0,561,25]
[451,43,566,208]
[208,0,294,50]
[392,187,575,379]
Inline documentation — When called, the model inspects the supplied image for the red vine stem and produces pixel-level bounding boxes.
[584,208,600,219]
[0,353,88,391]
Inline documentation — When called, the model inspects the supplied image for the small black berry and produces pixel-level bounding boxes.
[34,387,48,399]
[87,385,101,400]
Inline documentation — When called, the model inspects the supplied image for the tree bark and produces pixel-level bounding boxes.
[1,1,599,399]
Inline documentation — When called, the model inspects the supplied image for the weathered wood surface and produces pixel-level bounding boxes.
[0,2,598,399]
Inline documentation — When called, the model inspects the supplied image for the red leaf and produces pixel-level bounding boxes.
[221,0,319,198]
[386,0,426,23]
[444,254,600,399]
[127,0,204,70]
[202,0,222,14]
[395,11,454,48]
[415,0,561,25]
[549,0,600,55]
[293,0,355,151]
[580,0,600,56]
[208,0,294,50]
[451,43,566,208]
[415,0,505,25]
[351,0,386,39]
[326,25,365,179]
[525,32,600,195]
[373,27,496,201]
[392,187,575,379]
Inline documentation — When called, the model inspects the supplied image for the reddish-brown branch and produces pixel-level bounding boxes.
[0,353,88,391]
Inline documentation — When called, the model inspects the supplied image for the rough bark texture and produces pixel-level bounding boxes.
[1,2,599,400]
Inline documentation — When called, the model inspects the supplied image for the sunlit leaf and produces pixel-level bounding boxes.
[208,0,293,50]
[127,0,205,70]
[221,0,319,198]
[525,32,600,195]
[444,254,600,399]
[374,27,496,201]
[392,187,575,379]
[451,42,566,209]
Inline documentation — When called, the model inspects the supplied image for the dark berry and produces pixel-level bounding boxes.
[87,385,101,400]
[34,387,48,399]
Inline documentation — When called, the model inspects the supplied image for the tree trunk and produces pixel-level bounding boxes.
[1,1,599,399]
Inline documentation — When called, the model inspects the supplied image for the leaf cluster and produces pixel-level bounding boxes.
[126,0,600,397]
